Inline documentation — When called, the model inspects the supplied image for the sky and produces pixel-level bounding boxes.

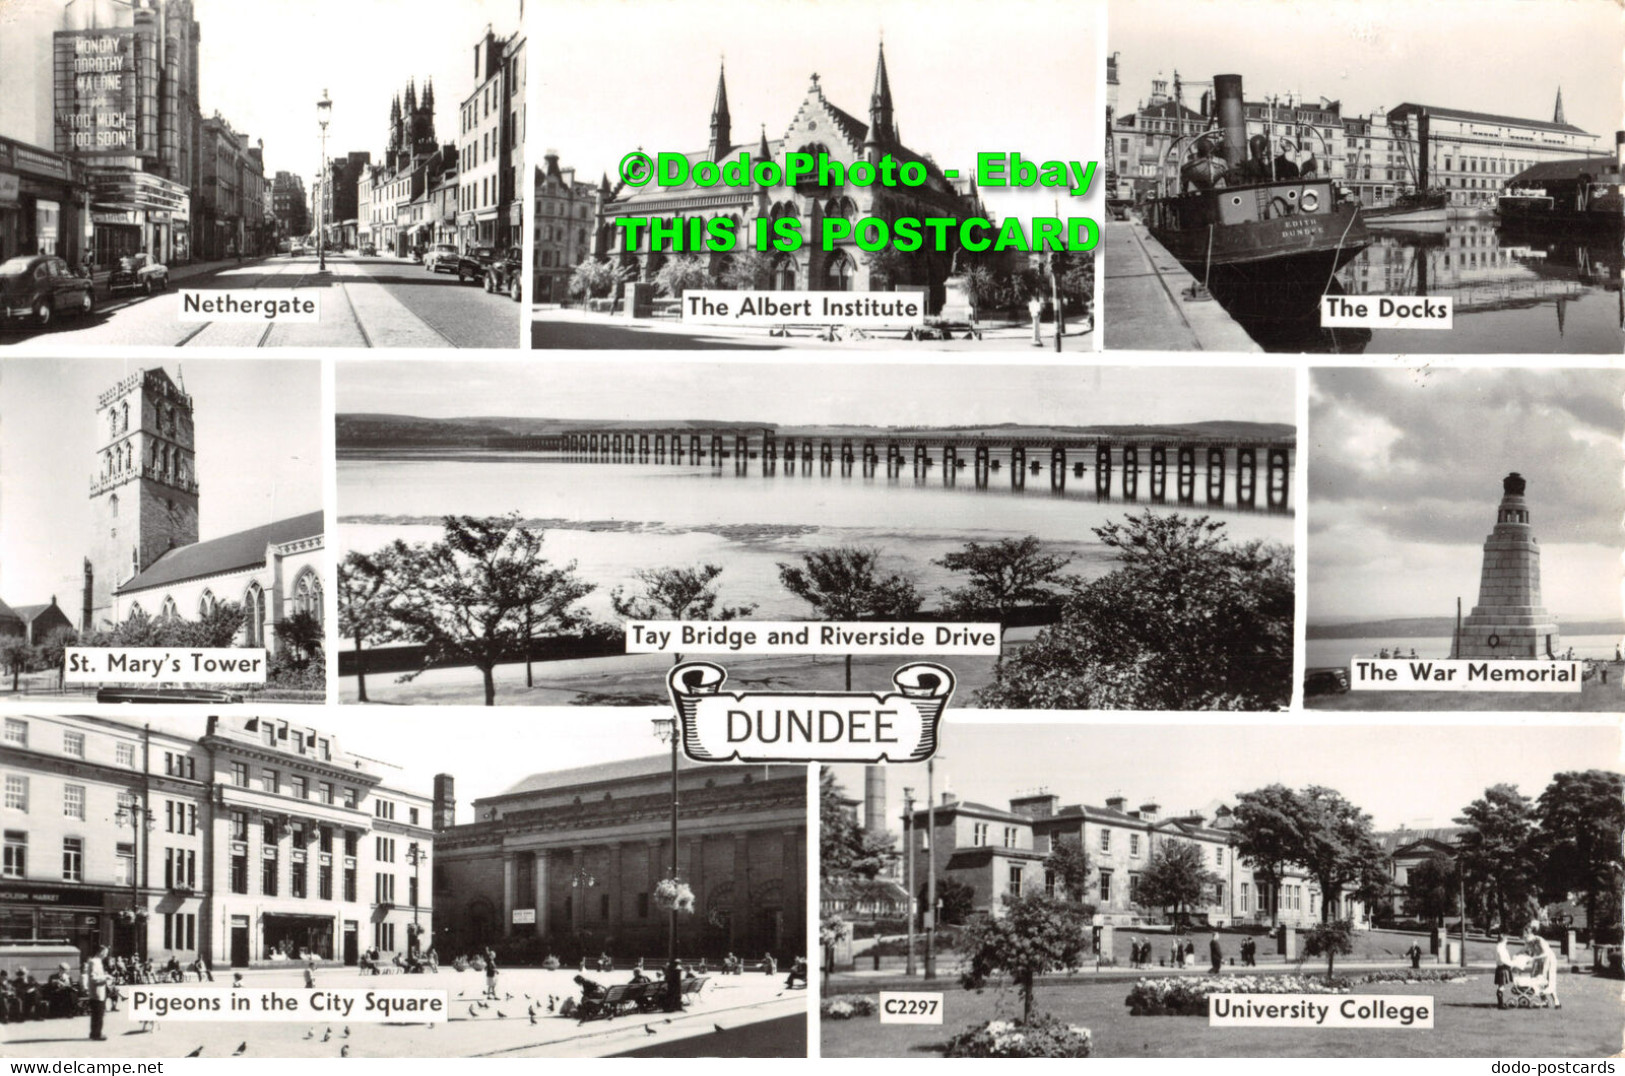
[336,361,1294,428]
[0,358,324,607]
[1111,0,1623,143]
[539,0,1102,225]
[1308,367,1624,622]
[831,721,1622,837]
[106,711,682,825]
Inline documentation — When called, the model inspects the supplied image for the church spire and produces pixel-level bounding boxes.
[1553,85,1565,126]
[709,59,731,160]
[405,78,417,114]
[869,40,895,145]
[423,77,435,113]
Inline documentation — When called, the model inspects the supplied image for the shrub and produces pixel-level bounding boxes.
[1359,970,1474,985]
[820,995,878,1020]
[1125,974,1352,1016]
[944,1014,1093,1057]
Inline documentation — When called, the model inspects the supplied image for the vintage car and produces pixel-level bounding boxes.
[455,245,499,285]
[0,254,95,328]
[483,247,523,300]
[107,252,170,296]
[360,242,378,256]
[424,243,460,273]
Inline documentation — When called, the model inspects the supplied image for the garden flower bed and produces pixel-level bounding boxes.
[944,1015,1093,1057]
[1359,969,1476,984]
[1126,974,1352,1016]
[821,996,878,1020]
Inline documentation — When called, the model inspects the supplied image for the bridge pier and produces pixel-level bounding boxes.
[1150,445,1167,501]
[1237,447,1256,507]
[914,444,928,469]
[763,435,776,462]
[821,441,833,464]
[1177,445,1195,503]
[1095,444,1112,497]
[1123,445,1139,500]
[689,434,701,460]
[710,434,724,461]
[638,434,649,456]
[1206,447,1226,504]
[1011,446,1026,488]
[841,440,854,463]
[863,442,877,464]
[1268,447,1290,510]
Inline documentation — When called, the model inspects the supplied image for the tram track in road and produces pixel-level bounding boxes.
[175,260,327,348]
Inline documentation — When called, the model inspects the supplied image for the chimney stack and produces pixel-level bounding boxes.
[433,774,456,830]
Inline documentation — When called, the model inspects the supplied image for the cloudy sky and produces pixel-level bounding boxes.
[338,360,1293,428]
[0,359,324,607]
[540,0,1101,225]
[1112,0,1622,143]
[832,721,1621,837]
[1308,367,1623,622]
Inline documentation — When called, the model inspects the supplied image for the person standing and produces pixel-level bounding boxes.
[84,945,110,1041]
[1407,941,1422,970]
[663,958,683,1013]
[1209,933,1223,974]
[483,947,499,1000]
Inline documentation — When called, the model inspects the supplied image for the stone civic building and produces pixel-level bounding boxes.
[593,46,982,308]
[431,756,806,962]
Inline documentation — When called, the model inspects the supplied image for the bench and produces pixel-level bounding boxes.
[574,981,669,1022]
[768,324,844,341]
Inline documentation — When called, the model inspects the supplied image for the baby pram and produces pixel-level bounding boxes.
[1496,938,1559,1009]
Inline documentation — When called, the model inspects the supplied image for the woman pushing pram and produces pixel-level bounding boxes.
[1495,931,1560,1009]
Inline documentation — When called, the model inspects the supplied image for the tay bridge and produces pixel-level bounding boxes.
[493,427,1296,510]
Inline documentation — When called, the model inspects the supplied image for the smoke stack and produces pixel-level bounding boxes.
[433,774,456,830]
[1213,74,1247,167]
[1418,109,1431,191]
[864,766,886,834]
[1615,131,1624,173]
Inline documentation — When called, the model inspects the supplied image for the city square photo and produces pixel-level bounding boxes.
[0,358,327,702]
[0,0,525,348]
[819,722,1623,1057]
[534,0,1100,350]
[1104,0,1624,353]
[0,711,809,1057]
[335,360,1294,709]
[1305,366,1624,711]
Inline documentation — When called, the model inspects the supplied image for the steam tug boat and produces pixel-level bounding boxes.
[1144,74,1369,284]
[1497,132,1625,235]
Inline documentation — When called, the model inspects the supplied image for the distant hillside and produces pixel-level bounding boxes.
[1307,617,1624,639]
[338,414,1295,452]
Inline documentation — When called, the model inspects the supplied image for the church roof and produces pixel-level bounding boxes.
[120,510,324,595]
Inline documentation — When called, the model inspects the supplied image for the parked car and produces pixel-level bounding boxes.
[107,252,170,296]
[484,246,523,300]
[1303,667,1350,696]
[456,245,498,284]
[0,254,95,328]
[424,243,460,273]
[95,687,246,704]
[360,242,377,256]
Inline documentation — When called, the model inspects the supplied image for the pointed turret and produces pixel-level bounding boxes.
[756,124,772,187]
[1553,86,1565,126]
[423,77,435,113]
[708,61,731,160]
[869,41,895,145]
[599,172,613,196]
[405,78,418,115]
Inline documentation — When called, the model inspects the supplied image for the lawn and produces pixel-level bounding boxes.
[1306,674,1621,712]
[821,970,1622,1057]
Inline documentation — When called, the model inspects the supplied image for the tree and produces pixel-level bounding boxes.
[934,536,1073,656]
[930,877,977,927]
[610,564,756,665]
[38,627,78,689]
[276,611,324,663]
[863,247,914,290]
[1136,839,1220,924]
[1536,770,1625,937]
[1454,783,1542,933]
[1295,786,1390,923]
[819,768,895,880]
[568,258,628,299]
[958,892,1091,1024]
[651,254,712,298]
[1401,857,1459,926]
[388,514,596,705]
[1232,784,1306,928]
[0,636,34,692]
[956,264,998,317]
[338,548,401,704]
[777,547,922,689]
[975,512,1292,710]
[1043,838,1092,903]
[1302,920,1356,979]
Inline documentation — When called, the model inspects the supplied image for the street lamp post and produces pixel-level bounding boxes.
[903,787,916,977]
[925,759,936,980]
[115,796,155,962]
[406,842,425,952]
[316,89,332,271]
[652,717,680,961]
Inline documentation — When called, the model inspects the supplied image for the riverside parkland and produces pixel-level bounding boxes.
[510,426,1296,511]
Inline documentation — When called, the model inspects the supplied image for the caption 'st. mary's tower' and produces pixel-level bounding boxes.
[1456,472,1559,659]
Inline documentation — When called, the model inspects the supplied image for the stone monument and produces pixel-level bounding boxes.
[1456,472,1560,659]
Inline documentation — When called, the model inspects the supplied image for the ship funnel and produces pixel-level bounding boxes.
[1213,74,1248,167]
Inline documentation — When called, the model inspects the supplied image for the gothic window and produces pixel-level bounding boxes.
[823,197,857,222]
[109,411,119,439]
[198,590,216,618]
[127,601,145,622]
[243,583,265,648]
[124,443,133,471]
[824,251,856,291]
[120,402,129,433]
[159,596,178,622]
[293,569,324,624]
[771,253,798,292]
[109,494,119,518]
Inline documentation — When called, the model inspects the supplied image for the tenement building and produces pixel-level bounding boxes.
[534,151,598,303]
[85,367,324,654]
[432,757,806,962]
[593,46,983,309]
[0,715,432,967]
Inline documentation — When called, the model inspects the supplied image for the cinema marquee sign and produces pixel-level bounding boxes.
[53,28,144,157]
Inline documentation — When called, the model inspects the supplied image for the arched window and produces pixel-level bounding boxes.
[109,493,119,518]
[108,411,118,439]
[127,601,145,622]
[243,582,264,648]
[198,590,216,618]
[772,253,798,292]
[159,596,178,622]
[293,569,324,624]
[120,402,129,433]
[824,250,856,291]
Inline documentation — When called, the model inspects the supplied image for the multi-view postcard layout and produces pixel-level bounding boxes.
[0,0,1621,1066]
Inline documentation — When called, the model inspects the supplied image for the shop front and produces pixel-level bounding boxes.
[0,137,90,268]
[262,912,335,962]
[505,198,524,252]
[86,169,191,267]
[0,880,132,961]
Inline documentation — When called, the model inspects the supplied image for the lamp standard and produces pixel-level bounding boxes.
[651,716,680,960]
[902,787,916,977]
[924,758,936,979]
[316,89,332,271]
[114,796,155,961]
[406,842,426,951]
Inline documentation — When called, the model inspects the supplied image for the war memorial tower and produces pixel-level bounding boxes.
[1456,472,1559,660]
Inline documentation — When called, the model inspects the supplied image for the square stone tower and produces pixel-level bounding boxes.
[1456,472,1559,659]
[87,368,200,630]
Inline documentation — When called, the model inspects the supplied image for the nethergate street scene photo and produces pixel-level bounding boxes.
[1305,366,1625,711]
[334,360,1294,709]
[0,0,525,348]
[533,0,1099,350]
[0,358,327,703]
[819,722,1623,1058]
[0,712,810,1058]
[1103,0,1624,353]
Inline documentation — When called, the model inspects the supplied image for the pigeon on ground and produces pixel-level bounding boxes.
[497,1010,508,1019]
[467,1004,478,1019]
[713,1024,725,1034]
[342,1027,350,1038]
[546,996,556,1013]
[304,1029,315,1040]
[322,1029,332,1042]
[644,1024,657,1036]
[529,1011,538,1026]
[185,1047,203,1058]
[663,1018,672,1024]
[340,1045,350,1058]
[504,993,513,1001]
[233,1042,247,1055]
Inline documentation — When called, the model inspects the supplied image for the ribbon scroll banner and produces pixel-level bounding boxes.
[666,660,951,764]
